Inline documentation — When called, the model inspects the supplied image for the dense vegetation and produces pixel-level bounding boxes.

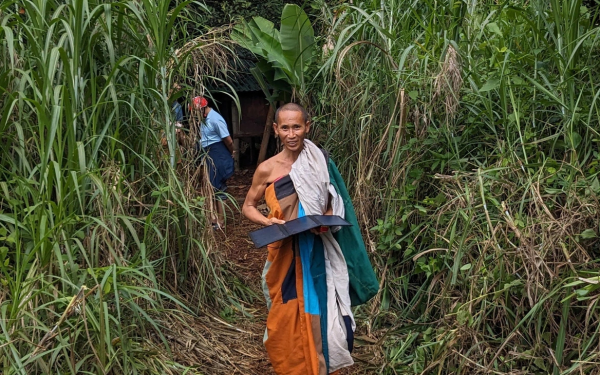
[203,0,303,27]
[310,0,600,373]
[2,0,600,374]
[0,1,244,373]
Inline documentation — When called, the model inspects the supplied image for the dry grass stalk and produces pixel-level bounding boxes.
[31,285,95,357]
[173,26,236,82]
[148,310,270,375]
[432,44,462,119]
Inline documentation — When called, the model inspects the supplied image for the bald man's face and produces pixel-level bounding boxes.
[273,110,310,153]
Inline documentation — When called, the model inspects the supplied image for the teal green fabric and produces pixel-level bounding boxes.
[328,159,379,306]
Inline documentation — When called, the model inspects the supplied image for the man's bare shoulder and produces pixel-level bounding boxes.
[254,154,284,182]
[259,152,285,171]
[256,158,274,174]
[253,157,275,183]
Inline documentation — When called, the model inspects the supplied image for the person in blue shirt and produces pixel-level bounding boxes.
[172,100,184,123]
[191,96,235,229]
[170,82,184,125]
[161,83,186,162]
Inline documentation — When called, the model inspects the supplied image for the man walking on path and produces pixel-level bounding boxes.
[242,103,379,375]
[191,96,235,229]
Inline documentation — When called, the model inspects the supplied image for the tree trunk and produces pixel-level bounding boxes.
[257,104,275,164]
[232,102,240,171]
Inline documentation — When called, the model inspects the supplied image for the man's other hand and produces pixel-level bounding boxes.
[266,217,285,226]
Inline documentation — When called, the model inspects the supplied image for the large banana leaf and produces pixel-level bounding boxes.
[232,4,315,100]
[236,18,291,74]
[280,4,314,88]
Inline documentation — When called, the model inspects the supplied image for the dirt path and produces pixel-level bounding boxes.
[152,170,275,375]
[218,169,276,374]
[220,170,270,294]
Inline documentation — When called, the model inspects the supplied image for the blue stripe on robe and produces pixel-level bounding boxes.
[298,203,330,371]
[297,203,319,315]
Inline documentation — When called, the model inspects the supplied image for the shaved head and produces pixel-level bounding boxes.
[275,103,309,124]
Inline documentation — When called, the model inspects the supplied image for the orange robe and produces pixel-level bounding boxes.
[263,175,329,375]
[260,154,379,374]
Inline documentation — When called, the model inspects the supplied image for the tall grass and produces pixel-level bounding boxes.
[0,1,237,373]
[312,0,600,373]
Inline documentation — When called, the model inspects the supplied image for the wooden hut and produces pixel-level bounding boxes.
[205,52,275,170]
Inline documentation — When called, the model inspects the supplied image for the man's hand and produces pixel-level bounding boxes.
[310,226,329,235]
[265,217,285,226]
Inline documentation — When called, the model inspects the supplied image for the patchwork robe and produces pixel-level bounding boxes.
[261,142,379,375]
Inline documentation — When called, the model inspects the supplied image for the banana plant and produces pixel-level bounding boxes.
[232,4,315,104]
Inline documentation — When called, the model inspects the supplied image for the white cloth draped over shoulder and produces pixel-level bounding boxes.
[289,139,355,372]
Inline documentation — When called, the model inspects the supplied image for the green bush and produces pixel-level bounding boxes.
[0,1,234,373]
[311,0,600,373]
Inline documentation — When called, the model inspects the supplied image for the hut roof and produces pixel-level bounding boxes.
[205,48,265,93]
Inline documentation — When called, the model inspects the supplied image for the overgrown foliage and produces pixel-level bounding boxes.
[232,4,316,104]
[0,1,244,373]
[204,0,303,27]
[310,0,600,373]
[4,0,600,373]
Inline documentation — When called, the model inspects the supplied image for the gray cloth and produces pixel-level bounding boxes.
[290,139,355,372]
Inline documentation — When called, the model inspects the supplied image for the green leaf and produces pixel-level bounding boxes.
[456,309,471,325]
[233,5,316,96]
[460,263,472,271]
[564,280,585,288]
[5,232,16,244]
[233,18,291,74]
[280,4,315,88]
[534,358,547,371]
[592,177,600,193]
[486,22,502,37]
[274,67,289,82]
[479,77,500,92]
[251,19,288,69]
[569,132,582,149]
[580,229,597,239]
[103,279,112,294]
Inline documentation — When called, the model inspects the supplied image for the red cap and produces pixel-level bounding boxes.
[190,96,208,111]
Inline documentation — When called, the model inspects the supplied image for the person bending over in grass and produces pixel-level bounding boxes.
[161,83,186,164]
[191,96,235,229]
[242,103,379,375]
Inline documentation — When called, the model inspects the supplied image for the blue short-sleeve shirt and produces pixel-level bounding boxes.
[200,109,230,148]
[172,101,184,122]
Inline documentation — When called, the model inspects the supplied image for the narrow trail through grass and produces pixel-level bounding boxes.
[215,169,275,374]
[148,170,275,375]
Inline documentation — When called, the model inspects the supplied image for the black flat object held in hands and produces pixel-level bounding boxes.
[249,215,352,248]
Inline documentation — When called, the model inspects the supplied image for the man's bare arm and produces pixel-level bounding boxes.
[222,136,234,154]
[242,163,285,226]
